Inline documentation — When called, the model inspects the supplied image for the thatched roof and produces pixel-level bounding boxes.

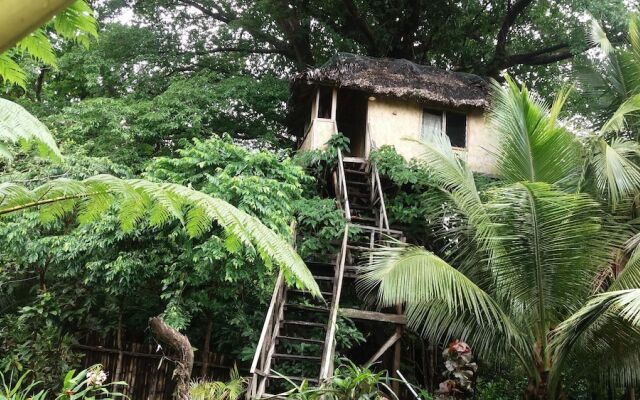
[294,53,489,109]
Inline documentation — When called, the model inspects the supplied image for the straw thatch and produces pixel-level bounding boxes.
[295,53,489,109]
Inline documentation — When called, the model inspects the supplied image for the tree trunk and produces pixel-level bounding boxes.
[149,317,194,400]
[525,375,550,400]
[114,311,124,382]
[201,318,213,376]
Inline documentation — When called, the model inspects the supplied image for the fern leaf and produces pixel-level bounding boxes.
[0,53,26,89]
[15,29,58,69]
[52,0,98,48]
[0,98,61,161]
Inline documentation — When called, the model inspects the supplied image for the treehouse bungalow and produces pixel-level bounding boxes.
[291,53,494,174]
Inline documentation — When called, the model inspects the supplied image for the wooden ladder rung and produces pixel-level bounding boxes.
[285,303,329,313]
[272,353,322,361]
[276,335,325,345]
[281,320,327,328]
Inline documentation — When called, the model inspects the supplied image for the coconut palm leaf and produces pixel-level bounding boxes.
[550,289,640,389]
[0,98,61,161]
[0,175,320,296]
[357,245,522,353]
[600,94,640,134]
[588,137,640,207]
[489,77,581,186]
[486,182,619,330]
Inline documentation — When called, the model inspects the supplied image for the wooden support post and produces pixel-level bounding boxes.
[364,331,402,367]
[331,87,338,121]
[392,325,403,395]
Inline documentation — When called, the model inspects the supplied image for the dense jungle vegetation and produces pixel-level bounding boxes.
[3,0,640,399]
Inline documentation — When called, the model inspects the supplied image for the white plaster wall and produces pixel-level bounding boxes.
[367,96,495,174]
[300,118,336,151]
[367,97,424,159]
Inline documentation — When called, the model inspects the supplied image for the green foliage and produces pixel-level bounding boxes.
[0,0,97,89]
[0,98,61,162]
[359,77,640,397]
[190,366,245,400]
[0,365,126,400]
[277,359,397,400]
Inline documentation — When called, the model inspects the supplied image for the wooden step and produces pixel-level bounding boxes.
[272,353,322,361]
[285,303,329,313]
[312,275,334,281]
[351,215,377,223]
[276,335,325,345]
[343,156,367,164]
[346,180,370,187]
[289,289,333,298]
[344,169,368,175]
[282,320,327,328]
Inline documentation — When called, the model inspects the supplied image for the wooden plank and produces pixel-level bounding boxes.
[250,270,284,374]
[364,331,402,367]
[337,147,351,221]
[347,223,403,235]
[320,225,350,380]
[339,308,406,324]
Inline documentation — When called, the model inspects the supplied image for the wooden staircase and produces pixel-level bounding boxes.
[248,150,406,399]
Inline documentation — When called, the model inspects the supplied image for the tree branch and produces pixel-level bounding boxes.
[486,0,536,75]
[176,0,230,23]
[341,0,378,55]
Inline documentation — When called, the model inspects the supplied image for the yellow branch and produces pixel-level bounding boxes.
[0,0,76,53]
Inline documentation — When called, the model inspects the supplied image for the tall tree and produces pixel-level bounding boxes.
[127,0,632,76]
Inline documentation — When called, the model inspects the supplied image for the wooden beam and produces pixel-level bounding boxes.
[339,308,406,324]
[0,0,75,53]
[364,331,402,367]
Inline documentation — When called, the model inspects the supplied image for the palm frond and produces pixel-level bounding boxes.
[486,182,620,330]
[600,94,640,134]
[412,135,492,245]
[550,289,640,389]
[489,76,581,185]
[589,18,614,55]
[0,98,61,161]
[0,175,320,296]
[610,242,640,290]
[357,245,521,345]
[588,137,640,207]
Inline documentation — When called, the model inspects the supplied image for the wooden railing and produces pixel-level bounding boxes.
[248,270,286,398]
[336,147,351,222]
[249,222,298,398]
[319,225,349,381]
[367,123,390,233]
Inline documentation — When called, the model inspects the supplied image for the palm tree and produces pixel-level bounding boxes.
[358,77,640,399]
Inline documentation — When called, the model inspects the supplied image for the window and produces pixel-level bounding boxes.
[317,87,333,119]
[421,109,467,148]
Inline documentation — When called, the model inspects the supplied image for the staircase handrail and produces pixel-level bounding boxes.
[249,222,296,398]
[336,147,351,222]
[366,123,390,232]
[319,225,349,380]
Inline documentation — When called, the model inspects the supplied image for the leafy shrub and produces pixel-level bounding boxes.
[0,365,126,400]
[190,366,245,400]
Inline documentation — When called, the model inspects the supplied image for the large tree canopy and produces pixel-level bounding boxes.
[126,0,632,76]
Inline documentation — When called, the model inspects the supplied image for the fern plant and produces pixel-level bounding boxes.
[0,0,97,88]
[0,101,320,295]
